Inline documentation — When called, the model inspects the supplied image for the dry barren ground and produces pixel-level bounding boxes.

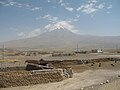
[0,55,120,90]
[0,69,120,90]
[97,78,120,90]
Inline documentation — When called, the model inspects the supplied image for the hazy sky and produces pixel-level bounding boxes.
[0,0,120,42]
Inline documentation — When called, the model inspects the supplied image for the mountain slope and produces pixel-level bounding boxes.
[1,29,120,50]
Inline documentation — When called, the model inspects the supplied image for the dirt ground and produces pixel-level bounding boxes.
[1,53,120,68]
[0,61,120,90]
[97,78,120,90]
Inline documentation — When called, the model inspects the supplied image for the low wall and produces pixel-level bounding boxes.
[0,70,63,88]
[49,58,120,67]
[0,66,26,72]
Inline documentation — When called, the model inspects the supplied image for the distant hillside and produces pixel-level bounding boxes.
[0,29,120,50]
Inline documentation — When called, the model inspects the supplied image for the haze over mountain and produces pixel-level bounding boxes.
[1,29,120,50]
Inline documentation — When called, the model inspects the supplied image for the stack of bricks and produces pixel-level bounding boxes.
[0,70,63,88]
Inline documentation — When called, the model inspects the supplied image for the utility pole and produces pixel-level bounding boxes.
[77,44,79,52]
[2,43,4,60]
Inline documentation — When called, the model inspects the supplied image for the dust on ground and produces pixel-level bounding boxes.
[0,69,119,90]
[0,54,120,90]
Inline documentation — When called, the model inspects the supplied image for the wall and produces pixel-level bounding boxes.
[0,70,63,88]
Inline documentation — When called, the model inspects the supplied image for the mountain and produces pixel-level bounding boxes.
[1,29,120,50]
